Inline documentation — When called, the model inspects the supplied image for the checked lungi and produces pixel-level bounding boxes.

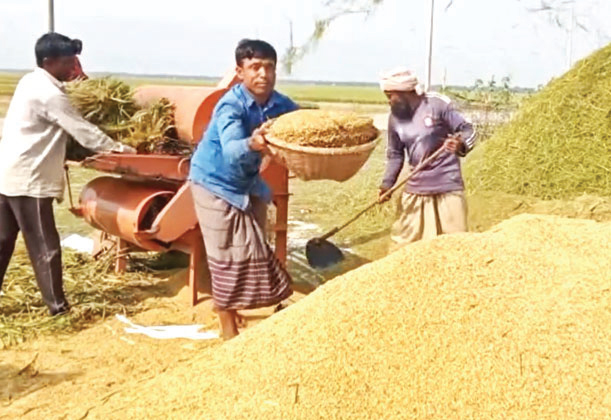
[191,183,292,310]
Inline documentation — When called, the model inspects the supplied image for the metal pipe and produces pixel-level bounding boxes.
[48,0,55,32]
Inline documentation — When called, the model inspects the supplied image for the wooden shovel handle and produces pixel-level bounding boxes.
[318,146,447,241]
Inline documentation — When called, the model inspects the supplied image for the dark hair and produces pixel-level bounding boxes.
[235,39,277,66]
[35,32,82,67]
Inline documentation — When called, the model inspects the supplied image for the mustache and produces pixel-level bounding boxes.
[391,103,413,118]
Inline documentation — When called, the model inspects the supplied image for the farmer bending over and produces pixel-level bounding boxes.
[189,39,297,340]
[378,68,476,245]
[0,33,135,316]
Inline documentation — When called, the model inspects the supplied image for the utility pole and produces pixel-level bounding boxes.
[425,0,435,91]
[284,16,295,75]
[442,67,447,90]
[289,19,294,51]
[48,0,55,32]
[566,1,575,69]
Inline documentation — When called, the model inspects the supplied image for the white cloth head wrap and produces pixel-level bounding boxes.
[379,67,424,95]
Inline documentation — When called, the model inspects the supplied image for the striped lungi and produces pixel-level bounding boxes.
[191,183,292,310]
[391,191,467,245]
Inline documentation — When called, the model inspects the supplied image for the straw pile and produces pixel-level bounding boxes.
[0,246,166,348]
[465,43,611,199]
[66,78,190,155]
[269,110,379,147]
[93,214,610,419]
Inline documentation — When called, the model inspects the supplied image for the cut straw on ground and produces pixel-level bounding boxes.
[0,245,170,349]
[66,78,190,155]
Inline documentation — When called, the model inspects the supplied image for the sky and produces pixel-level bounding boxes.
[0,0,609,88]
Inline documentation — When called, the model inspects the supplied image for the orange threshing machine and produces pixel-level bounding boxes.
[71,73,290,305]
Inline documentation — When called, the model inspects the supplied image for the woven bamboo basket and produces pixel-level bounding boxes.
[266,135,381,181]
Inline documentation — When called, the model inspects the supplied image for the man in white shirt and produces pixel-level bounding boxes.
[0,33,135,315]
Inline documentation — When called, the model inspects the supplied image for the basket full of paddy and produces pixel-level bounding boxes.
[266,109,380,181]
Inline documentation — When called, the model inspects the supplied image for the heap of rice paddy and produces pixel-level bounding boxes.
[465,43,611,199]
[66,78,190,155]
[93,214,610,419]
[269,109,379,147]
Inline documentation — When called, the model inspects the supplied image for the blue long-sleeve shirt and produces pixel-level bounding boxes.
[189,84,298,210]
[381,93,476,195]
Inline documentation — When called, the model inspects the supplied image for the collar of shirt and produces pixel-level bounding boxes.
[236,83,282,112]
[34,67,65,92]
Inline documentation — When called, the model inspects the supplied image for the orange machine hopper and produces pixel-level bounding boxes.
[133,71,239,144]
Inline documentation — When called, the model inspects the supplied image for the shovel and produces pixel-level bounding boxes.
[305,145,447,268]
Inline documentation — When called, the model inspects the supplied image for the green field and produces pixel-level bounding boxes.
[0,71,528,120]
[0,71,386,117]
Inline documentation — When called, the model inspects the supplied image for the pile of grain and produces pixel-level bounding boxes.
[66,78,190,155]
[269,109,379,147]
[465,43,611,199]
[92,214,610,419]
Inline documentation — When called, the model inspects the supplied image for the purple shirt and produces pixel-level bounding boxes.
[381,93,476,195]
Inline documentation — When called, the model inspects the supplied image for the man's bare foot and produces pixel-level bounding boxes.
[235,312,247,328]
[218,309,239,340]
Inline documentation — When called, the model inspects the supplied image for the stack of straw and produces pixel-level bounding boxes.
[66,78,190,155]
[465,43,611,199]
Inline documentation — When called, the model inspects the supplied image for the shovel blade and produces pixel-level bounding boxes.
[305,238,344,269]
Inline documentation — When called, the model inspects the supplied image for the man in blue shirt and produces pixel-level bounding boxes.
[190,39,297,340]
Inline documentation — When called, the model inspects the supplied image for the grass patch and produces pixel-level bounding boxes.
[0,96,9,118]
[289,138,397,264]
[57,167,99,236]
[277,83,386,104]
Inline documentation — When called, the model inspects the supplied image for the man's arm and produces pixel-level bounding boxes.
[216,102,263,169]
[441,103,476,156]
[45,93,134,153]
[380,121,405,190]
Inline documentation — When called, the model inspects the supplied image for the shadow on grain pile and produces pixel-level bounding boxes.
[0,361,81,403]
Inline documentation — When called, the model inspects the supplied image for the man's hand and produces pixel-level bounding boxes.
[378,187,392,203]
[249,126,271,153]
[443,134,462,154]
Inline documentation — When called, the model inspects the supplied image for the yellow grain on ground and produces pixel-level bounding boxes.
[28,215,611,419]
[269,109,379,147]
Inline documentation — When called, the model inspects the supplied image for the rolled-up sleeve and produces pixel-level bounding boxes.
[45,93,128,153]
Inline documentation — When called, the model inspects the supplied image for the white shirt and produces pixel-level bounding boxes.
[0,68,128,199]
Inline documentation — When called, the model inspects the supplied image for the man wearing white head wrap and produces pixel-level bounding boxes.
[378,67,477,246]
[379,67,424,95]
